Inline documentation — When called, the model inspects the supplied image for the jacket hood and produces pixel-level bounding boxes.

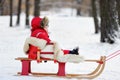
[31,17,42,31]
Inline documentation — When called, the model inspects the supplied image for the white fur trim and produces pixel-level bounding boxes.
[57,54,84,63]
[41,54,54,59]
[41,45,53,52]
[52,42,85,63]
[41,43,85,63]
[40,54,84,63]
[23,37,47,54]
[52,41,60,54]
[57,51,84,63]
[23,37,85,63]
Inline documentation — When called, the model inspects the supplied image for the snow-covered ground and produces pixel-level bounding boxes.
[0,15,120,80]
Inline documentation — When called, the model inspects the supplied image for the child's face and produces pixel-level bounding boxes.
[44,26,49,32]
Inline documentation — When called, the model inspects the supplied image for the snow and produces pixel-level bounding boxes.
[0,15,120,80]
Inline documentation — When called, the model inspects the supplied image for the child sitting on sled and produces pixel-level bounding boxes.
[23,16,84,63]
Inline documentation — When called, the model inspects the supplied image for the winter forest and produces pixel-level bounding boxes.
[2,0,120,44]
[0,0,120,80]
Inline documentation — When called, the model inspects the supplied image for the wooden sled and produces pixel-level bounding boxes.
[16,42,106,79]
[15,56,106,79]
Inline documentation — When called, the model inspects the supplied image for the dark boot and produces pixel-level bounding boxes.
[69,47,79,55]
[44,61,47,63]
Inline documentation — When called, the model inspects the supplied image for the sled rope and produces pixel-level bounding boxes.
[106,50,120,61]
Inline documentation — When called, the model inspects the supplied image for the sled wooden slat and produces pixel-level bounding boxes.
[15,56,106,79]
[17,72,56,76]
[15,57,54,61]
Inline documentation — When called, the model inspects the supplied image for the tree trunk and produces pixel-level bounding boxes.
[100,0,107,42]
[116,0,120,26]
[16,0,22,26]
[76,0,81,16]
[25,0,30,28]
[0,0,4,15]
[34,0,40,17]
[77,8,81,16]
[100,0,118,44]
[9,0,13,27]
[92,0,99,34]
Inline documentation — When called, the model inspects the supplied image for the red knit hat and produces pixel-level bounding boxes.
[31,17,42,31]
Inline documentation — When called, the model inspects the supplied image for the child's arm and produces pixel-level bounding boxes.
[37,33,51,44]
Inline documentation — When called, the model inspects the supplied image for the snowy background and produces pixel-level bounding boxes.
[0,12,120,80]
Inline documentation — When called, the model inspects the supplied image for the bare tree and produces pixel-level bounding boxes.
[91,0,99,34]
[16,0,22,26]
[0,0,4,15]
[10,0,13,27]
[100,0,118,44]
[76,0,81,16]
[25,0,30,28]
[34,0,41,17]
[116,0,120,26]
